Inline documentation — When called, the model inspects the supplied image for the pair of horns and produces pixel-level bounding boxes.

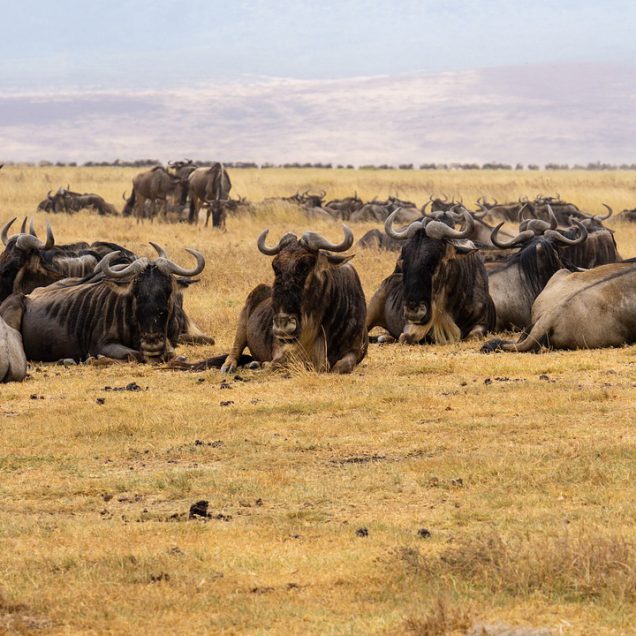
[385,207,474,241]
[257,225,353,255]
[99,243,205,278]
[1,217,55,250]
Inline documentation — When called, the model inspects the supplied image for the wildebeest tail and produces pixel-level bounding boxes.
[167,353,254,371]
[481,321,549,353]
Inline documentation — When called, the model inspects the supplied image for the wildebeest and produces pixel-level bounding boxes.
[129,167,183,223]
[487,219,587,330]
[324,194,363,220]
[0,309,27,382]
[188,163,232,227]
[0,218,136,303]
[483,260,636,352]
[220,226,367,374]
[357,229,404,251]
[5,244,205,362]
[366,209,495,343]
[617,207,636,223]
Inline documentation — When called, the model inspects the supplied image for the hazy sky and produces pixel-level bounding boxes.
[1,0,635,88]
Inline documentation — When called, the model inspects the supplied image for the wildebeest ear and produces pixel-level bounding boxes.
[175,278,200,288]
[317,251,354,268]
[450,241,478,257]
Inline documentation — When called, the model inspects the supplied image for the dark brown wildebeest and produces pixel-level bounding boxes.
[129,167,182,223]
[188,163,232,227]
[366,209,495,344]
[3,244,205,363]
[0,310,27,382]
[0,218,136,303]
[617,207,636,223]
[482,260,636,352]
[324,194,363,220]
[357,229,404,251]
[220,226,367,374]
[487,218,587,331]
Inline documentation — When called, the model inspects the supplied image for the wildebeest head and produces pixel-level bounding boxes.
[385,208,476,325]
[98,243,205,361]
[257,225,353,341]
[0,217,55,301]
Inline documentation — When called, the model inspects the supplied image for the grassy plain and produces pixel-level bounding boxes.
[1,167,636,635]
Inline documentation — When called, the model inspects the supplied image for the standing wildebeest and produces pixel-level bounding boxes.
[220,226,367,374]
[366,209,495,344]
[483,260,636,352]
[4,244,205,362]
[0,310,27,382]
[487,219,587,331]
[0,218,135,303]
[188,163,232,227]
[129,167,182,223]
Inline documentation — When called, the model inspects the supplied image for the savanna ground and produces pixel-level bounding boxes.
[1,167,636,635]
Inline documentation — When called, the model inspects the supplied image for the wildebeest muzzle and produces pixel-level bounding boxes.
[273,312,299,340]
[404,301,429,324]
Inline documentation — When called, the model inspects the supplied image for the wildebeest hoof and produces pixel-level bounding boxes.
[58,358,77,367]
[377,335,396,344]
[247,361,261,370]
[220,360,237,374]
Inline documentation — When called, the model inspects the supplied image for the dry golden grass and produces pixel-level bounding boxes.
[1,167,636,634]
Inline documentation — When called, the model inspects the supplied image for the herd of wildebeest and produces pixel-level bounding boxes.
[1,160,636,383]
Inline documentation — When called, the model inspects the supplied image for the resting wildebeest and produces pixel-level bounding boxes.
[324,194,363,220]
[366,209,495,344]
[0,218,136,303]
[220,226,367,374]
[188,163,232,227]
[4,244,205,362]
[0,310,27,382]
[483,260,636,352]
[487,219,587,331]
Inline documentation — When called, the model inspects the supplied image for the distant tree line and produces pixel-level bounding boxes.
[3,159,636,171]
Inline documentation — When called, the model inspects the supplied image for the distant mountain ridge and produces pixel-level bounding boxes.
[1,63,635,164]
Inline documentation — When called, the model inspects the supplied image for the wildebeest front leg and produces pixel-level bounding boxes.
[331,352,357,374]
[220,308,250,374]
[97,343,144,362]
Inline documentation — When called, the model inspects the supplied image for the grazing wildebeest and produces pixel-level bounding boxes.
[6,244,205,362]
[220,226,367,374]
[0,218,135,303]
[0,310,27,382]
[487,219,587,331]
[188,163,232,227]
[617,207,636,223]
[366,209,495,344]
[129,167,182,223]
[482,260,636,352]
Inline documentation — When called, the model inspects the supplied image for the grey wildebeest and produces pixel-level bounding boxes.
[0,218,136,303]
[220,226,368,374]
[188,163,232,227]
[487,218,587,331]
[366,209,495,344]
[482,260,636,352]
[129,166,182,223]
[3,244,206,362]
[0,309,27,382]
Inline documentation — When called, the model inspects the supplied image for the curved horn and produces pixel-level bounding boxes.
[100,252,148,279]
[157,247,205,277]
[424,208,474,240]
[421,200,431,214]
[318,190,326,199]
[598,203,613,221]
[122,191,128,201]
[491,223,535,249]
[545,220,588,246]
[299,225,353,252]
[40,221,54,249]
[545,204,558,230]
[149,241,168,258]
[258,229,285,255]
[47,189,52,198]
[473,208,488,220]
[441,193,449,202]
[20,218,27,233]
[29,217,37,236]
[1,217,17,245]
[385,208,425,240]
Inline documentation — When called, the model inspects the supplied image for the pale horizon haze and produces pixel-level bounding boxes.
[1,1,635,164]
